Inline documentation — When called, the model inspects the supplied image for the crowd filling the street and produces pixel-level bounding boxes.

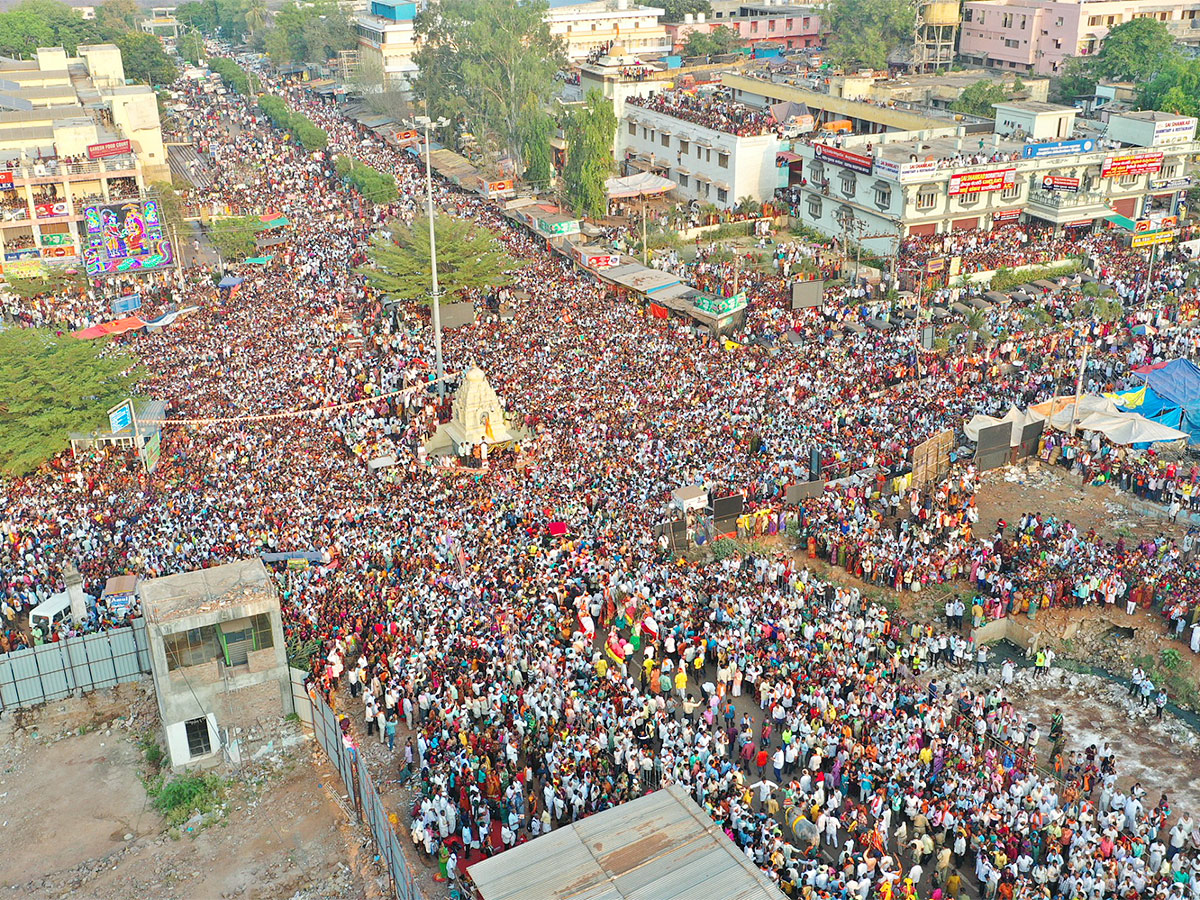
[4,52,1200,900]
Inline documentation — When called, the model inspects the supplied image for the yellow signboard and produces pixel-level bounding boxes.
[1131,229,1176,248]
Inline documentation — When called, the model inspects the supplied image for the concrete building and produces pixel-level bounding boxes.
[140,8,182,48]
[353,0,419,89]
[991,100,1078,140]
[958,0,1200,76]
[827,69,1050,108]
[141,559,292,769]
[789,103,1197,251]
[621,89,782,206]
[547,0,670,61]
[666,5,825,53]
[0,45,169,278]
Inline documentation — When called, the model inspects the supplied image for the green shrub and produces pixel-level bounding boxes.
[257,96,328,151]
[209,58,251,95]
[711,537,739,560]
[149,773,225,826]
[335,155,397,204]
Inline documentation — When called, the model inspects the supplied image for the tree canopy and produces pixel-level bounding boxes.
[950,80,1010,117]
[660,0,712,22]
[357,214,515,304]
[113,30,178,85]
[1139,56,1200,118]
[414,0,564,171]
[208,214,265,261]
[825,0,915,71]
[0,329,143,477]
[1088,18,1177,83]
[563,90,617,219]
[682,25,743,58]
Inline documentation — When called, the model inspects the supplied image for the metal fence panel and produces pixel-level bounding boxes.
[0,622,152,712]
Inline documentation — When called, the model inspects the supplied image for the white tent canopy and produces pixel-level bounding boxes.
[967,395,1189,446]
[606,172,676,199]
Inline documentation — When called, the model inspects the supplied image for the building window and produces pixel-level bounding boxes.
[661,132,670,147]
[963,8,972,21]
[1163,163,1179,178]
[958,192,979,206]
[839,170,856,197]
[768,19,776,30]
[678,174,688,188]
[718,153,729,168]
[185,717,212,758]
[1001,181,1020,200]
[678,138,689,153]
[809,160,824,183]
[1002,13,1013,27]
[1055,16,1064,25]
[807,194,822,218]
[874,184,892,208]
[1119,174,1138,187]
[916,189,937,210]
[717,188,728,203]
[163,625,221,670]
[1004,38,1019,48]
[628,122,637,136]
[1088,15,1100,25]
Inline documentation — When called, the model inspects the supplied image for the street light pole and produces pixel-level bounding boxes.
[422,118,443,390]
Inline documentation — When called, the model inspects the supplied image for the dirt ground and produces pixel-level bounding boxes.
[0,685,377,900]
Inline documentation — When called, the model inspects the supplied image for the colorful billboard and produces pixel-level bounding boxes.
[873,157,938,183]
[82,199,175,277]
[948,168,1015,196]
[1021,138,1094,159]
[1101,151,1163,178]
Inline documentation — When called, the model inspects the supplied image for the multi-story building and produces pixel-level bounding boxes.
[353,0,419,89]
[0,46,169,279]
[790,104,1197,252]
[621,90,782,206]
[666,4,825,52]
[547,0,670,61]
[958,0,1200,76]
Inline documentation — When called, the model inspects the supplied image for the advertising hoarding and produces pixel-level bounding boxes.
[948,168,1015,196]
[1101,151,1164,178]
[1021,138,1095,159]
[814,143,873,175]
[82,199,175,276]
[86,139,132,160]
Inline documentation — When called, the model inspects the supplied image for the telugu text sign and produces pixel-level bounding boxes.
[1101,151,1164,178]
[948,168,1015,196]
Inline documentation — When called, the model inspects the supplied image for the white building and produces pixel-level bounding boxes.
[621,91,782,207]
[548,0,670,61]
[791,109,1197,251]
[353,0,419,89]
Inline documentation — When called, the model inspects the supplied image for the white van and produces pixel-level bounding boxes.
[29,591,79,636]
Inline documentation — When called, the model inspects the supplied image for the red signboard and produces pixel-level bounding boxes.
[0,171,12,187]
[34,200,69,218]
[1101,151,1164,178]
[485,179,514,195]
[86,139,132,160]
[583,252,620,269]
[813,143,873,175]
[1041,174,1080,192]
[948,168,1015,196]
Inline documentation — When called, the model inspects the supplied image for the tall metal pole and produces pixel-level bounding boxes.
[1142,242,1157,302]
[641,196,648,266]
[424,120,443,391]
[1070,341,1089,437]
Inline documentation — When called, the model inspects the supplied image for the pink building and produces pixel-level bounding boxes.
[665,4,825,53]
[959,0,1200,76]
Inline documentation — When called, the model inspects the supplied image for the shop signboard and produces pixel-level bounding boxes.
[1131,229,1176,248]
[1040,174,1080,192]
[813,143,873,176]
[948,168,1015,196]
[1021,138,1094,159]
[1101,151,1164,178]
[86,139,132,160]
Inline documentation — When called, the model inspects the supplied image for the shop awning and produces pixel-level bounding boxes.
[1105,213,1136,231]
[605,173,677,199]
[72,316,145,339]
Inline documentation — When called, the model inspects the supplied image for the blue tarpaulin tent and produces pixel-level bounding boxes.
[1132,359,1200,444]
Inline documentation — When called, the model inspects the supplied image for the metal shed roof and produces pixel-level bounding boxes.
[468,785,787,900]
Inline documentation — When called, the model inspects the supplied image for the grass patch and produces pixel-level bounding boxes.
[138,732,164,771]
[148,773,226,827]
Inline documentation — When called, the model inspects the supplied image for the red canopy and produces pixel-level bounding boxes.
[548,521,568,536]
[72,316,146,339]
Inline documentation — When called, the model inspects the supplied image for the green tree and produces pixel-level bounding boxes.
[683,25,743,57]
[114,31,178,84]
[1139,56,1200,118]
[178,28,206,65]
[1051,56,1097,103]
[562,89,616,218]
[0,0,106,58]
[149,181,188,234]
[0,329,143,476]
[949,308,993,354]
[175,0,219,35]
[951,79,1009,117]
[95,0,141,36]
[1089,18,1178,82]
[520,101,554,187]
[414,0,564,171]
[826,0,915,71]
[208,214,264,261]
[244,0,268,34]
[358,214,515,303]
[660,0,712,22]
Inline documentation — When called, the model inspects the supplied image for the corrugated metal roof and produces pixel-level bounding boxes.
[468,785,786,900]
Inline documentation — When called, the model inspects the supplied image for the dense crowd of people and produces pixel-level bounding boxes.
[2,52,1200,900]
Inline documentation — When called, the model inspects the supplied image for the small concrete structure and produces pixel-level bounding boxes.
[423,366,527,458]
[141,559,292,769]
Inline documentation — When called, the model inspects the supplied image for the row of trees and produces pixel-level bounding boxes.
[175,0,356,67]
[0,0,177,85]
[334,156,399,204]
[257,95,329,150]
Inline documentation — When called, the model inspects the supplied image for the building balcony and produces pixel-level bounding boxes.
[1025,187,1115,224]
[1,155,139,185]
